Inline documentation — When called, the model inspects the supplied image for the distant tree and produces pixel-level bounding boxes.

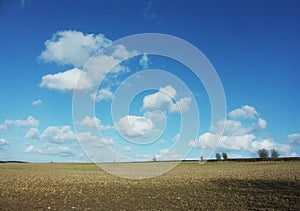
[200,155,204,162]
[270,149,280,158]
[216,153,221,161]
[222,152,228,160]
[257,148,269,158]
[152,156,157,162]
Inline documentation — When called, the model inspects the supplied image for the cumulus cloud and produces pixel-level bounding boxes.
[228,105,258,119]
[189,133,255,151]
[77,132,114,147]
[250,139,296,157]
[40,68,92,92]
[39,30,138,92]
[25,145,76,157]
[190,133,296,157]
[0,125,7,133]
[0,116,39,132]
[116,115,154,137]
[258,118,267,129]
[39,30,111,67]
[25,128,40,140]
[143,85,191,113]
[213,118,267,136]
[40,126,76,143]
[91,88,114,101]
[25,125,113,147]
[287,133,300,144]
[189,105,297,157]
[32,99,42,106]
[139,53,150,69]
[75,116,112,130]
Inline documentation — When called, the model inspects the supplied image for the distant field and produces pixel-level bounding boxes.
[0,161,299,210]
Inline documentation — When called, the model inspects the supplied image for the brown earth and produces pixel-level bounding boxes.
[0,161,299,210]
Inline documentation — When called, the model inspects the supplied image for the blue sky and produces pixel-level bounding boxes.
[0,0,299,162]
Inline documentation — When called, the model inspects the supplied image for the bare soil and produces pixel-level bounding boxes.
[0,161,299,210]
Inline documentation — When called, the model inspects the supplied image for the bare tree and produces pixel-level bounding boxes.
[257,148,269,158]
[270,149,280,158]
[215,153,221,161]
[222,152,228,160]
[200,155,204,162]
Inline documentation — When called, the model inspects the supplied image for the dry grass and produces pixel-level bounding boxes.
[0,161,299,210]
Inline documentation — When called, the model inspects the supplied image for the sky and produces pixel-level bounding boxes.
[0,0,299,162]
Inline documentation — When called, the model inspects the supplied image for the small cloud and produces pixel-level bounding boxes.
[143,1,157,20]
[172,134,180,141]
[139,54,150,69]
[287,133,300,145]
[20,0,26,8]
[25,128,40,140]
[40,68,92,92]
[25,145,77,157]
[136,153,152,159]
[123,146,132,152]
[143,85,191,113]
[229,105,259,119]
[91,88,114,102]
[0,138,8,147]
[75,116,112,130]
[116,115,154,137]
[2,116,39,129]
[32,99,42,106]
[258,118,267,129]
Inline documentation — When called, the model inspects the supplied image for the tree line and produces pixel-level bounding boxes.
[212,149,280,161]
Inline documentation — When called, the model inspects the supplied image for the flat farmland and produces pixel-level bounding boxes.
[0,161,299,210]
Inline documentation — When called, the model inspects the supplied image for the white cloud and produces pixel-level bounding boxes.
[76,116,112,130]
[32,99,42,106]
[77,132,114,147]
[1,116,39,131]
[156,149,182,160]
[143,1,157,20]
[189,105,296,157]
[136,153,152,159]
[39,30,110,67]
[143,85,191,113]
[213,118,267,136]
[25,145,76,157]
[40,68,92,92]
[91,88,114,101]
[25,128,40,140]
[39,30,138,92]
[250,139,296,157]
[0,138,8,146]
[116,115,154,137]
[190,133,296,157]
[170,97,191,113]
[123,146,132,152]
[287,133,300,144]
[172,134,180,141]
[139,53,149,69]
[110,44,137,60]
[258,118,267,129]
[228,105,259,119]
[25,124,113,147]
[0,125,7,133]
[40,126,76,143]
